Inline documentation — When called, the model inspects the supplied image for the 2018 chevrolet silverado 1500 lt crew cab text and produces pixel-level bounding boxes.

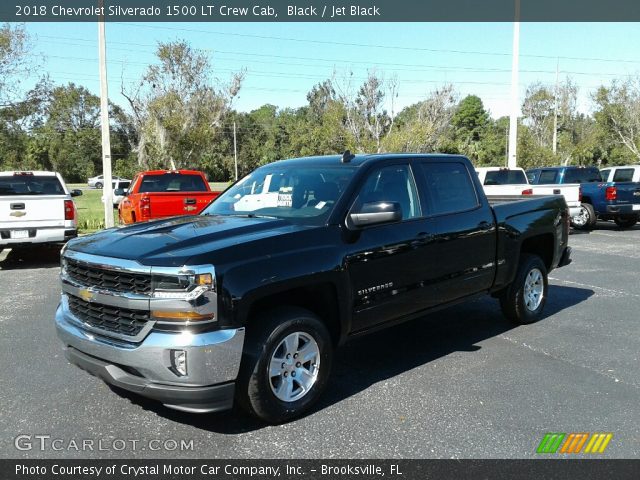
[56,154,572,423]
[0,171,82,252]
[527,166,640,229]
[117,170,221,224]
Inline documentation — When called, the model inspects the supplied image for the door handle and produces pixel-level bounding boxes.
[478,221,493,230]
[411,232,434,246]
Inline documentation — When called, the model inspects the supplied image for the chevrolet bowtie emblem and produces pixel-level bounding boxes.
[184,206,197,212]
[78,289,94,302]
[10,211,26,217]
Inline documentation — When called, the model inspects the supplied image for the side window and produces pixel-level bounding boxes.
[352,165,421,221]
[538,170,558,184]
[612,168,634,182]
[418,162,479,216]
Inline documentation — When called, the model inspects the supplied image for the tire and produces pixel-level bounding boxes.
[236,307,333,424]
[499,254,549,325]
[614,215,638,229]
[571,203,596,230]
[95,182,103,189]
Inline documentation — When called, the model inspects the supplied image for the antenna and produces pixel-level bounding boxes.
[341,150,355,163]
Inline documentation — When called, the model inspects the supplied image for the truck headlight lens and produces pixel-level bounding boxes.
[151,271,215,299]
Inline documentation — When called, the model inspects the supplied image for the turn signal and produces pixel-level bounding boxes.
[151,310,214,322]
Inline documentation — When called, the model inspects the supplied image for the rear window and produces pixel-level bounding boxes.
[600,169,611,182]
[139,173,207,193]
[612,168,634,182]
[564,168,602,183]
[483,170,527,185]
[0,175,65,196]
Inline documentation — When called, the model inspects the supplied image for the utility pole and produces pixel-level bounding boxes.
[552,58,559,155]
[507,0,521,169]
[98,5,114,228]
[233,121,238,181]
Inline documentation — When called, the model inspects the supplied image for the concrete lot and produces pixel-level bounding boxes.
[0,222,638,459]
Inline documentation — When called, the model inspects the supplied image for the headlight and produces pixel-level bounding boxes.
[150,266,217,325]
[151,272,215,299]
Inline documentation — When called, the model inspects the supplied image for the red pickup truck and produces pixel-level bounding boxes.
[117,170,221,224]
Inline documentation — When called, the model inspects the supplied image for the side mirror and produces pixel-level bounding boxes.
[349,201,402,228]
[70,189,83,197]
[114,188,125,196]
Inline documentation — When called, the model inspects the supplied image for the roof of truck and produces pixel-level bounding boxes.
[267,153,469,168]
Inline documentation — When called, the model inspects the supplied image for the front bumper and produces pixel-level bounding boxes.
[55,303,245,413]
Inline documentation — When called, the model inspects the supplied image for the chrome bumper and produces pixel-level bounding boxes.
[56,302,244,412]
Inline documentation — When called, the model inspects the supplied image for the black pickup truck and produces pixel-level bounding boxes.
[56,154,572,423]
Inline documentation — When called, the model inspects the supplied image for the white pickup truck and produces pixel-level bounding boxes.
[0,171,82,251]
[476,167,581,219]
[600,165,640,183]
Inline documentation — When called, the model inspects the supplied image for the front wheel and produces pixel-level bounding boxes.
[236,307,333,424]
[499,254,549,325]
[95,182,103,189]
[614,215,638,229]
[571,203,596,230]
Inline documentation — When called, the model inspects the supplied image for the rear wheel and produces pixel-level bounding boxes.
[499,254,549,325]
[571,203,596,230]
[614,215,638,229]
[236,307,333,424]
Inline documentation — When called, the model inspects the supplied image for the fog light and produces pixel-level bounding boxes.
[171,350,187,376]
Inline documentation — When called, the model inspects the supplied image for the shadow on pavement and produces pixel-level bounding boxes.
[110,285,594,434]
[571,220,640,235]
[0,246,61,270]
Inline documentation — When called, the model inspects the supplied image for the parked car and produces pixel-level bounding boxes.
[600,165,640,183]
[527,166,640,229]
[88,174,124,189]
[56,153,572,423]
[101,178,132,207]
[117,169,221,224]
[476,167,581,219]
[0,171,81,251]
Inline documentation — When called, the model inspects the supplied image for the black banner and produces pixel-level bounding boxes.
[3,459,640,480]
[3,0,640,22]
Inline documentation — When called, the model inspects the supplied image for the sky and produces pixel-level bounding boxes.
[17,22,640,119]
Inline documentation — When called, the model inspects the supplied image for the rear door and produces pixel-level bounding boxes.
[414,160,497,303]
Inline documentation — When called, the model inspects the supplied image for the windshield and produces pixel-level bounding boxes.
[0,175,65,196]
[202,164,356,225]
[483,169,528,185]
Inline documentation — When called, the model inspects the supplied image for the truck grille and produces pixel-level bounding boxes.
[66,258,151,295]
[68,295,150,337]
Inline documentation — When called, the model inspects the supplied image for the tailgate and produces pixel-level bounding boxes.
[613,182,640,207]
[531,184,580,206]
[148,192,219,217]
[0,196,66,224]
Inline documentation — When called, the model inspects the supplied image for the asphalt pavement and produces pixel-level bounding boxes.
[0,222,638,459]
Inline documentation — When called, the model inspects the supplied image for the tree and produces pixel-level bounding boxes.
[593,79,640,162]
[384,85,457,153]
[122,40,244,170]
[0,23,40,107]
[521,83,555,149]
[451,95,489,162]
[333,70,396,153]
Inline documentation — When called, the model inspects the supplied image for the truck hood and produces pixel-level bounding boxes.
[67,214,308,266]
